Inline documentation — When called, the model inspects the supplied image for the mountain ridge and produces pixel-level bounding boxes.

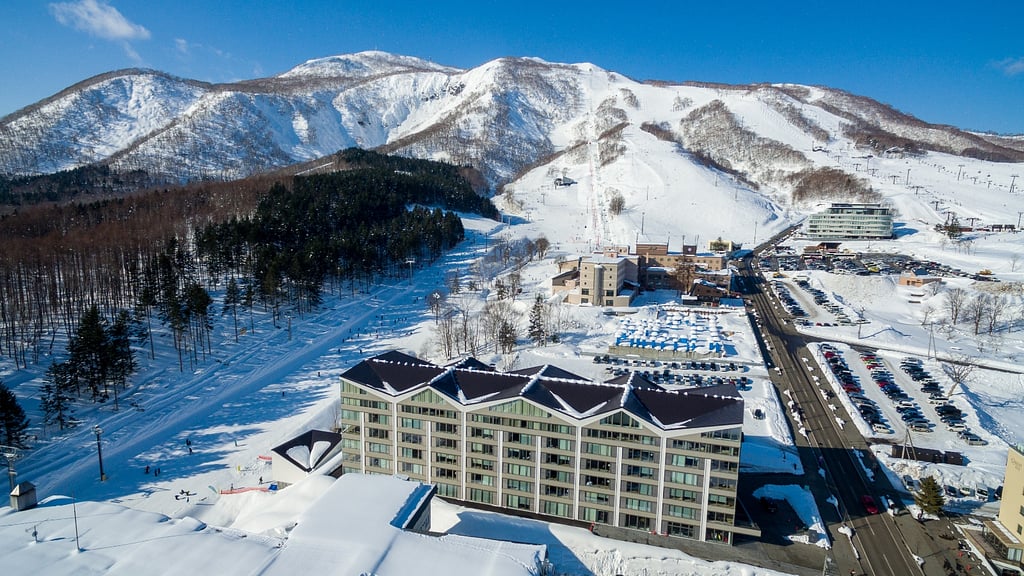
[2,51,1021,197]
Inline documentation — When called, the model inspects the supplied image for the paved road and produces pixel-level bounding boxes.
[737,239,966,576]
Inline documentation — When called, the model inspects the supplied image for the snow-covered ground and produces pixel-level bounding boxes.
[3,86,1024,574]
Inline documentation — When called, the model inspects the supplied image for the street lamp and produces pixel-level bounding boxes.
[92,426,105,482]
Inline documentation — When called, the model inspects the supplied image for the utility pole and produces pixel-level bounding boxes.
[1011,174,1019,194]
[906,168,911,186]
[1,446,21,493]
[957,164,965,181]
[92,426,105,482]
[890,175,899,185]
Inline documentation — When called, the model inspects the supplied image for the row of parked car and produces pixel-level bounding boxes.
[592,355,742,372]
[820,345,894,433]
[898,357,987,445]
[859,351,932,433]
[793,278,861,326]
[771,280,807,317]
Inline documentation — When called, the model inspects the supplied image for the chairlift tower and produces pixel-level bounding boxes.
[1,445,22,493]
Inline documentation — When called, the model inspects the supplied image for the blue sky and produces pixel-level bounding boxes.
[2,0,1022,134]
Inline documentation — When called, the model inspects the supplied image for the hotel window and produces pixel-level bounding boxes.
[400,432,423,445]
[506,447,533,460]
[505,494,532,510]
[469,473,495,486]
[623,481,655,496]
[671,454,701,468]
[627,448,656,462]
[542,500,571,517]
[545,437,573,451]
[435,422,458,434]
[400,462,423,475]
[506,463,533,477]
[623,498,652,512]
[507,431,533,445]
[470,442,495,455]
[468,488,494,504]
[624,465,655,479]
[401,447,423,459]
[665,521,696,538]
[621,514,651,530]
[435,437,458,449]
[367,413,389,425]
[367,442,389,454]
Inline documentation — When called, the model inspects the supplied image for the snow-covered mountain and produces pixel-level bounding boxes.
[3,51,1024,246]
[3,50,1020,186]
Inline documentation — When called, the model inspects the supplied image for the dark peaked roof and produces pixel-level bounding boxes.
[524,379,624,418]
[510,364,588,381]
[432,369,530,403]
[448,357,495,371]
[341,352,743,431]
[271,429,343,472]
[341,351,444,394]
[631,383,744,430]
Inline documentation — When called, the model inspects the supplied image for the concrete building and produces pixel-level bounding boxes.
[338,351,758,545]
[968,444,1024,574]
[805,203,894,240]
[552,243,730,306]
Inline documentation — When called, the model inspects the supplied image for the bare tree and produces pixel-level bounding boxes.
[985,294,1008,334]
[445,269,462,295]
[964,294,989,335]
[1011,253,1021,273]
[944,287,968,324]
[535,236,551,259]
[608,191,626,215]
[942,356,976,399]
[504,272,522,301]
[483,300,520,354]
[920,305,934,326]
[427,290,446,323]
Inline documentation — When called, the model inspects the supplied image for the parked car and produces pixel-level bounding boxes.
[959,431,987,445]
[909,423,932,432]
[861,495,879,514]
[872,423,893,434]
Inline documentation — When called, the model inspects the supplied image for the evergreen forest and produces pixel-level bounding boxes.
[0,149,497,385]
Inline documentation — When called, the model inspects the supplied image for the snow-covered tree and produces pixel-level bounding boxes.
[528,294,548,346]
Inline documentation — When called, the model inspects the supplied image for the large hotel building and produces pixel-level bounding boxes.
[804,202,894,240]
[338,351,758,544]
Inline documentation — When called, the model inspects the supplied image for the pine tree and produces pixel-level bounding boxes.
[528,294,548,345]
[0,382,30,447]
[41,363,75,431]
[914,475,945,516]
[68,305,110,401]
[498,320,518,354]
[223,277,241,342]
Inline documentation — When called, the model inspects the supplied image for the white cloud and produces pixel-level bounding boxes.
[995,57,1024,76]
[175,38,190,55]
[49,0,150,41]
[123,42,142,64]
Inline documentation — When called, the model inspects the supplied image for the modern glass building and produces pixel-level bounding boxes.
[805,203,894,240]
[338,351,758,544]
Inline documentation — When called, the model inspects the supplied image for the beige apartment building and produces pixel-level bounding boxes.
[968,444,1024,574]
[338,351,758,544]
[552,243,729,306]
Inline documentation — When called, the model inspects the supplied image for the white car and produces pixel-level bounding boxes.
[947,422,968,432]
